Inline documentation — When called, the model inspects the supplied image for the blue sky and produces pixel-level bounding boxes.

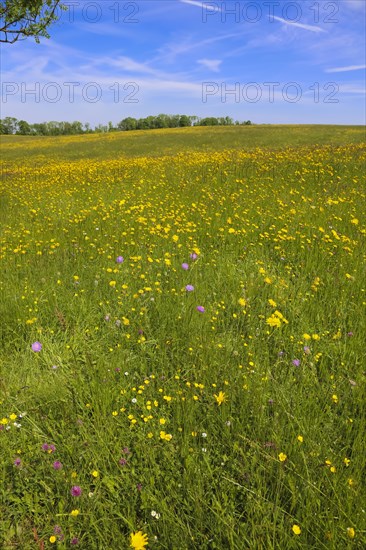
[1,0,365,125]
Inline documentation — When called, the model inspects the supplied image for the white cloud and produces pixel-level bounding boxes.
[197,58,222,72]
[272,15,326,33]
[326,64,366,73]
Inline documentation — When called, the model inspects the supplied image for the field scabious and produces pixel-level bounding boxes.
[0,130,365,548]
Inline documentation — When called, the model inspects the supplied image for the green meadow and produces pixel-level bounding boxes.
[1,125,365,549]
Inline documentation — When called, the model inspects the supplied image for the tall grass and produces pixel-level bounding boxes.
[1,128,365,549]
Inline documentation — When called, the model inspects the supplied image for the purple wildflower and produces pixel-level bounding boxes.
[196,305,205,313]
[116,256,124,264]
[136,483,142,491]
[185,284,194,292]
[70,486,82,497]
[31,341,42,352]
[53,526,62,535]
[190,253,198,260]
[70,537,79,545]
[303,346,311,355]
[119,458,127,466]
[292,359,300,367]
[122,447,131,455]
[181,263,189,270]
[347,332,353,337]
[53,461,63,470]
[14,457,22,467]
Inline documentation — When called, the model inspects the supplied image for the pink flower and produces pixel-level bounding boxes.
[70,486,82,497]
[31,341,42,352]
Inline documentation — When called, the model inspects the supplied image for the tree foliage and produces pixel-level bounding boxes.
[0,0,64,44]
[0,115,252,136]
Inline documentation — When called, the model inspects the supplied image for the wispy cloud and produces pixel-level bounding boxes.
[180,0,221,12]
[272,15,326,34]
[338,83,366,95]
[326,64,366,73]
[197,58,222,72]
[154,31,243,63]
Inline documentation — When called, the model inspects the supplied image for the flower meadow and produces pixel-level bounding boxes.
[0,127,365,548]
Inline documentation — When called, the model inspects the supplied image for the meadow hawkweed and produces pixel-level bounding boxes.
[130,530,148,549]
[214,391,226,405]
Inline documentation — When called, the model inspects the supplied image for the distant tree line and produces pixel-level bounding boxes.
[0,115,252,136]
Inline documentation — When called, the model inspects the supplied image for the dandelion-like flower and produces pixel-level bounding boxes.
[130,531,148,549]
[214,391,226,406]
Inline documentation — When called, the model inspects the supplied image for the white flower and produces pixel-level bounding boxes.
[131,398,137,404]
[202,432,207,438]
